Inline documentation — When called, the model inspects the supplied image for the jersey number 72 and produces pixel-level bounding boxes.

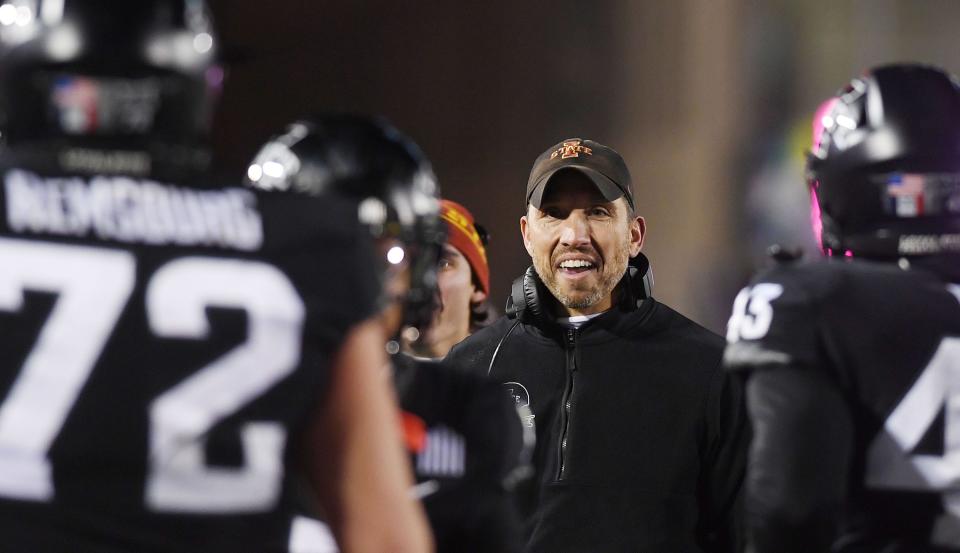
[0,237,305,513]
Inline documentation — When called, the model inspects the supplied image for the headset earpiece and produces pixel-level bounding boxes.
[620,253,654,310]
[505,274,526,321]
[523,267,547,322]
[633,253,654,300]
[506,266,547,324]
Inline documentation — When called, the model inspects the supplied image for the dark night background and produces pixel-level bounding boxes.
[207,0,960,332]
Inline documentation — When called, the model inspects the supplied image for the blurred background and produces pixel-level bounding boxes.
[207,0,960,333]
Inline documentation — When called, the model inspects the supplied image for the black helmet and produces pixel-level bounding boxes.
[245,114,445,331]
[0,0,220,178]
[808,63,960,265]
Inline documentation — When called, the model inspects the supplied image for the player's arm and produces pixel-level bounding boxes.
[302,317,433,553]
[744,365,853,553]
[699,367,750,553]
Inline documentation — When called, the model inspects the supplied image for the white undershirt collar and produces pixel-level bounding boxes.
[556,311,605,329]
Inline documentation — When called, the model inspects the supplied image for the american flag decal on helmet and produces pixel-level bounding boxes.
[886,173,926,217]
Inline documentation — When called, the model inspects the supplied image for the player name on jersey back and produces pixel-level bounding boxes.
[3,168,263,251]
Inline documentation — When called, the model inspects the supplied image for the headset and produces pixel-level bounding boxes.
[488,253,654,375]
[504,252,654,324]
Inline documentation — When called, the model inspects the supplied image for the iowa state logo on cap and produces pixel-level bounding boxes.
[551,139,593,160]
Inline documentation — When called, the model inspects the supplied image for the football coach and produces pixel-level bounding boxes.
[446,138,748,553]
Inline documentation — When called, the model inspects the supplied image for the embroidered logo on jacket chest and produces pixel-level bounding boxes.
[503,381,536,428]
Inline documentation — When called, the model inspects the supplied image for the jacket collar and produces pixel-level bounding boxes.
[523,297,660,344]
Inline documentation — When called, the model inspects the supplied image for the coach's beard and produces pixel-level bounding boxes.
[533,238,631,312]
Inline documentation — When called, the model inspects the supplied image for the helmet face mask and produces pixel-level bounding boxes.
[246,115,445,333]
[808,64,960,266]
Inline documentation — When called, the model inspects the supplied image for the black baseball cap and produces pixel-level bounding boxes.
[526,138,635,212]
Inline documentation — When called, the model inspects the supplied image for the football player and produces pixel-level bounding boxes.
[0,2,430,552]
[248,115,530,553]
[725,63,960,553]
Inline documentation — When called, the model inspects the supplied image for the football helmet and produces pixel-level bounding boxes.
[0,0,220,178]
[808,64,960,264]
[246,114,445,330]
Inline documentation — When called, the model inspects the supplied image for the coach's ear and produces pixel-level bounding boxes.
[629,215,645,257]
[520,214,534,257]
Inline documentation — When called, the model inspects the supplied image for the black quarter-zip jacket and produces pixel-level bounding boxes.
[446,299,749,553]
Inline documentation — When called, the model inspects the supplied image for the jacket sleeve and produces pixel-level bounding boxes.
[742,365,852,553]
[698,365,751,553]
[444,331,493,377]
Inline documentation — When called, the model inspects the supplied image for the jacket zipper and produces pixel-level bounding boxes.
[557,327,578,480]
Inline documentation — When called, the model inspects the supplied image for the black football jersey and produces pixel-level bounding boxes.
[0,164,380,552]
[393,353,527,553]
[284,354,529,553]
[726,258,960,552]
